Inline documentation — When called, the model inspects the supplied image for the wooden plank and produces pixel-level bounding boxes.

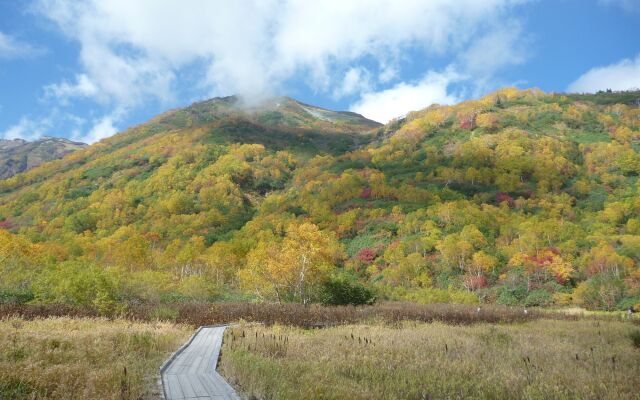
[178,375,197,399]
[165,374,184,399]
[161,326,240,399]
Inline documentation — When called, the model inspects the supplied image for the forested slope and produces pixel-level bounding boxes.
[1,88,639,311]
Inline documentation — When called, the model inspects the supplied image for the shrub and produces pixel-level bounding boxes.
[356,248,376,264]
[0,301,542,328]
[573,275,626,310]
[178,275,218,301]
[65,210,98,233]
[403,287,479,305]
[150,306,179,322]
[617,296,640,312]
[321,277,376,306]
[32,261,118,306]
[497,283,528,306]
[524,289,553,307]
[553,292,573,306]
[0,287,34,304]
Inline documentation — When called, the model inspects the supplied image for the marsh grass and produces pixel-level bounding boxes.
[221,319,640,400]
[630,329,640,348]
[0,317,191,400]
[0,304,638,399]
[0,302,586,328]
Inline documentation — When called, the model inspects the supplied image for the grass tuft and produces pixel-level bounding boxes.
[630,329,640,349]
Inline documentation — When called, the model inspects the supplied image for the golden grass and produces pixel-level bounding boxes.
[221,319,640,400]
[0,317,191,399]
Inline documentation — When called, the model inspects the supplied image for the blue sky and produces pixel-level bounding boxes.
[1,0,639,143]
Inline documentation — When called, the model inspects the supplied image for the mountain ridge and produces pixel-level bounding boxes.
[0,136,87,180]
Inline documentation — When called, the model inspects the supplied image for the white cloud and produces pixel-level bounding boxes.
[1,110,118,144]
[0,32,43,59]
[35,0,525,102]
[75,115,118,144]
[378,65,399,84]
[460,22,528,82]
[44,74,100,102]
[333,67,372,98]
[568,54,640,93]
[350,69,462,123]
[30,0,529,140]
[1,117,52,141]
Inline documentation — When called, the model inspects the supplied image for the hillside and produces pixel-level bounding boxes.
[0,137,86,179]
[0,89,639,311]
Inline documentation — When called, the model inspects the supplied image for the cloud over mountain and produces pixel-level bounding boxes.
[568,54,640,93]
[35,0,527,138]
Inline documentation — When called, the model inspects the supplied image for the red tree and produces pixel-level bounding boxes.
[356,248,376,264]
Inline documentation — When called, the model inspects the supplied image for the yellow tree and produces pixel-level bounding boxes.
[280,222,340,304]
[116,235,151,271]
[470,251,498,277]
[508,248,574,290]
[0,230,40,287]
[476,112,499,130]
[199,241,242,287]
[461,250,498,290]
[582,242,634,278]
[239,222,340,304]
[239,235,284,301]
[176,236,206,278]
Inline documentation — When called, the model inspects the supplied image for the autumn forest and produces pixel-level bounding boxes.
[1,89,639,313]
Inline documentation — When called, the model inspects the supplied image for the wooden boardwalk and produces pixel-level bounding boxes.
[161,326,240,400]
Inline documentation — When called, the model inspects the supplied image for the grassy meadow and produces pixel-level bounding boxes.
[1,303,638,399]
[0,317,191,400]
[221,319,640,400]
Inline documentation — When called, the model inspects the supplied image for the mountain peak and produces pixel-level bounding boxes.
[172,95,381,132]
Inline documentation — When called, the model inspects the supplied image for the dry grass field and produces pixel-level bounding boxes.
[221,319,640,400]
[0,317,191,400]
[1,305,638,400]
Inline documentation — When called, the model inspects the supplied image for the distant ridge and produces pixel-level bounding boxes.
[0,137,87,179]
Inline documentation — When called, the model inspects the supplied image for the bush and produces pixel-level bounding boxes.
[617,296,640,312]
[573,275,626,310]
[65,210,98,233]
[497,284,527,306]
[401,287,479,305]
[0,301,541,328]
[0,287,34,304]
[321,277,376,306]
[178,275,218,301]
[32,261,118,306]
[150,306,179,322]
[524,289,553,307]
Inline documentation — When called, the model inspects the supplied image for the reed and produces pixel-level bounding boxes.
[220,319,640,400]
[0,317,191,400]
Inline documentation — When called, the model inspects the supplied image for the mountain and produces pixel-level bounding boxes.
[0,96,381,242]
[0,137,87,179]
[127,95,380,156]
[171,95,382,131]
[0,89,639,311]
